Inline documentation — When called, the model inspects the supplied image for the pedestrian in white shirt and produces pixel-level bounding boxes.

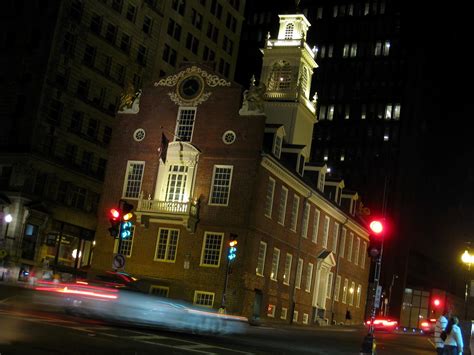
[444,316,463,355]
[434,308,451,354]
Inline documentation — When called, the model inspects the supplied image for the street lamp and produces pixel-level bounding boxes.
[460,249,474,319]
[3,213,12,239]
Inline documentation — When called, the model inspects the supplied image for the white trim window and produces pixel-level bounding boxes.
[193,291,214,307]
[264,177,276,218]
[349,281,355,305]
[332,222,339,252]
[270,248,280,281]
[350,43,357,57]
[361,241,367,269]
[290,194,300,232]
[256,241,267,276]
[154,228,179,262]
[166,165,189,202]
[114,226,135,257]
[312,209,320,243]
[281,307,288,320]
[322,216,330,248]
[295,258,303,289]
[267,304,276,317]
[293,310,299,323]
[123,161,145,198]
[303,313,309,325]
[273,135,282,158]
[342,278,348,304]
[209,165,233,206]
[334,275,341,301]
[356,284,362,308]
[301,202,310,238]
[343,43,349,58]
[200,232,224,267]
[277,186,288,225]
[340,228,347,258]
[326,272,333,299]
[354,237,360,265]
[283,253,292,285]
[347,232,354,262]
[305,262,313,292]
[175,107,197,142]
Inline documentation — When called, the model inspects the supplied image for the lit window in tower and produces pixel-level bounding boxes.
[383,41,390,56]
[284,23,294,39]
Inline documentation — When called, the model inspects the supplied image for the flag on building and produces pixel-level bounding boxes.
[158,133,169,164]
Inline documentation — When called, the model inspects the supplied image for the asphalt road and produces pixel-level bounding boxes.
[0,283,435,354]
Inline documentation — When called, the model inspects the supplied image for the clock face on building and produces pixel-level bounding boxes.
[178,75,204,100]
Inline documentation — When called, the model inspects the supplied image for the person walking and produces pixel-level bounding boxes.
[444,317,463,355]
[434,308,451,354]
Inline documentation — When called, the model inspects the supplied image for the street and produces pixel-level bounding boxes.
[0,284,435,354]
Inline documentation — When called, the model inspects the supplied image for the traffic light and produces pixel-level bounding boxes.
[432,297,442,309]
[122,201,134,221]
[367,219,384,258]
[108,208,121,237]
[121,221,133,239]
[228,234,238,261]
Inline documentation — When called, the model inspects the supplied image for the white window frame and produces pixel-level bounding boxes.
[267,304,276,317]
[295,258,303,289]
[305,263,313,292]
[154,228,179,262]
[303,313,309,325]
[277,186,288,225]
[340,228,347,258]
[270,247,280,281]
[290,194,300,232]
[343,43,349,58]
[122,161,145,199]
[349,281,355,306]
[350,43,357,57]
[209,165,234,206]
[347,232,354,262]
[273,135,282,158]
[283,253,292,285]
[334,275,341,301]
[342,278,348,304]
[326,272,333,299]
[356,284,362,308]
[200,232,224,267]
[354,237,360,265]
[193,290,214,308]
[322,216,330,248]
[361,241,367,269]
[281,307,288,320]
[293,310,299,322]
[301,202,310,239]
[332,222,339,251]
[256,241,267,276]
[264,177,276,218]
[175,107,197,142]
[114,226,135,257]
[312,209,320,243]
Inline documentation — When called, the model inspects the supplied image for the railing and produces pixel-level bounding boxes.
[137,199,191,214]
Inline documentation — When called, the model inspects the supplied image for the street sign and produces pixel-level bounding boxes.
[113,254,126,269]
[374,285,382,308]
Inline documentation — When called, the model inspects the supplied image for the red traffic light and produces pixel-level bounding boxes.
[109,208,121,221]
[433,298,441,307]
[369,220,383,235]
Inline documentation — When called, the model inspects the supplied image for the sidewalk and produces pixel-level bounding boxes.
[255,317,366,332]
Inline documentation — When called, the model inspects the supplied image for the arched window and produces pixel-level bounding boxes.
[285,23,294,39]
[268,61,292,91]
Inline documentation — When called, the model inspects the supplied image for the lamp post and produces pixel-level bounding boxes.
[3,213,12,239]
[461,250,474,320]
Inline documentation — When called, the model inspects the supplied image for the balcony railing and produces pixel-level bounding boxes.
[136,196,200,232]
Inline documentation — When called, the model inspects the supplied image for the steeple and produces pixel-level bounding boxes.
[259,13,318,153]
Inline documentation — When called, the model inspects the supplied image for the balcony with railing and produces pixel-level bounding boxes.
[135,192,200,233]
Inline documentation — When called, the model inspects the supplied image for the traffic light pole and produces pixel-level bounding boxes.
[220,257,232,311]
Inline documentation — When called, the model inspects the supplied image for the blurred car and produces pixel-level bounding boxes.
[420,318,437,334]
[366,317,398,332]
[34,271,247,335]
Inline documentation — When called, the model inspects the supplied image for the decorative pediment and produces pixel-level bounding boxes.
[317,249,336,267]
[154,66,231,107]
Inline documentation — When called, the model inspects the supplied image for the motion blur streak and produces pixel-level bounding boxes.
[35,286,118,300]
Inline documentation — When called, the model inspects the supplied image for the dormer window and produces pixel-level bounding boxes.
[318,172,325,191]
[273,135,282,158]
[284,23,294,39]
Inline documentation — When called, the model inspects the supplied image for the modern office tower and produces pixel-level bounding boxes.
[0,0,245,278]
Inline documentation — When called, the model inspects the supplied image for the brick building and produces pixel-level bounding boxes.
[92,13,370,325]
